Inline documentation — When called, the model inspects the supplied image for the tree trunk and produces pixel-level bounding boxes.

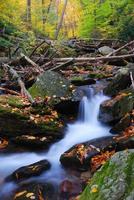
[54,0,68,40]
[42,0,53,32]
[27,0,31,25]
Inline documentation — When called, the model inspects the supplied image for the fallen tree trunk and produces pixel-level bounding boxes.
[49,58,74,71]
[29,39,51,58]
[0,87,20,96]
[130,72,134,90]
[54,53,134,63]
[20,53,43,74]
[2,64,35,104]
[106,40,134,57]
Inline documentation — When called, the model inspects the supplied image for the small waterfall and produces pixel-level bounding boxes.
[0,87,111,195]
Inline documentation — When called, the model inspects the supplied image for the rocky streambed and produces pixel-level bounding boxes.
[0,61,133,200]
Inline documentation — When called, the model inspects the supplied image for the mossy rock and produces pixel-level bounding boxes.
[104,67,133,96]
[0,95,62,140]
[99,89,134,123]
[29,71,71,100]
[80,150,134,200]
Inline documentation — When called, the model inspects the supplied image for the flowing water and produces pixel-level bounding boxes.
[0,87,111,197]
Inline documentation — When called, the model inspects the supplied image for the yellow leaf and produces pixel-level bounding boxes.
[26,193,34,198]
[91,185,98,193]
[14,190,27,198]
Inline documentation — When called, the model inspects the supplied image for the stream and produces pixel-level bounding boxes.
[0,86,111,199]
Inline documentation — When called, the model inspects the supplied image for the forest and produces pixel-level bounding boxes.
[0,0,134,200]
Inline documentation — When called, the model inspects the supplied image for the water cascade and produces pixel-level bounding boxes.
[0,87,111,196]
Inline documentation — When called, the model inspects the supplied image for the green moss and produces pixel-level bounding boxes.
[0,69,4,79]
[71,76,83,81]
[7,96,25,108]
[29,85,43,98]
[88,73,107,79]
[80,151,134,200]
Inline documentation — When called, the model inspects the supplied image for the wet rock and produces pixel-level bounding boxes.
[80,170,92,188]
[60,179,82,199]
[13,181,56,200]
[71,78,96,86]
[80,150,134,200]
[110,113,131,134]
[60,136,115,171]
[7,160,51,182]
[54,100,79,116]
[11,135,54,149]
[99,90,134,123]
[98,46,114,56]
[0,137,8,150]
[104,67,134,96]
[116,136,134,151]
[29,71,71,100]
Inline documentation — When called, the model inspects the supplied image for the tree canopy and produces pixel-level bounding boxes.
[0,0,134,41]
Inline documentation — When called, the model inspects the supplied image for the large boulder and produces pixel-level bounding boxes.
[104,66,134,96]
[99,89,134,123]
[80,150,134,200]
[29,71,71,99]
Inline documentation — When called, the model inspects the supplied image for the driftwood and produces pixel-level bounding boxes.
[2,64,34,104]
[49,58,74,71]
[29,39,51,58]
[107,40,134,57]
[54,53,134,63]
[0,87,20,96]
[20,53,43,74]
[130,72,134,89]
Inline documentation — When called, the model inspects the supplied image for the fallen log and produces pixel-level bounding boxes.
[0,87,20,96]
[54,53,134,63]
[29,39,51,58]
[20,53,43,74]
[2,64,35,104]
[106,40,134,57]
[49,58,74,71]
[130,72,134,90]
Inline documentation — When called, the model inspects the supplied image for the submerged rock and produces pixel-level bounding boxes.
[80,150,134,200]
[99,90,134,123]
[59,179,82,199]
[7,160,51,182]
[29,71,71,99]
